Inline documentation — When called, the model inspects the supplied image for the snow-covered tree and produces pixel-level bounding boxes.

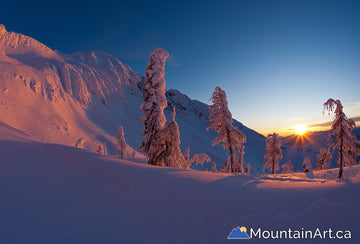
[263,133,283,174]
[116,126,126,159]
[302,157,313,172]
[244,163,251,174]
[96,144,104,155]
[155,107,185,168]
[232,145,245,173]
[95,144,107,155]
[346,134,360,167]
[75,138,86,149]
[139,48,169,166]
[184,148,190,168]
[207,86,247,173]
[220,156,231,173]
[189,153,211,167]
[132,150,136,159]
[354,137,360,161]
[316,148,332,170]
[182,148,211,169]
[211,162,217,172]
[282,160,294,174]
[323,98,359,178]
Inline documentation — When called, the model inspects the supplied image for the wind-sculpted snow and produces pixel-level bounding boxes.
[0,24,60,60]
[0,133,359,243]
[0,25,143,105]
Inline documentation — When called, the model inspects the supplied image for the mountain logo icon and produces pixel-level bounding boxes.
[227,226,251,239]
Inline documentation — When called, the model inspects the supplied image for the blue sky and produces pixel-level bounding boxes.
[2,0,360,135]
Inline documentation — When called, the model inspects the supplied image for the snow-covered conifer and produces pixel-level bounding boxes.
[263,133,282,174]
[354,137,360,162]
[232,145,245,173]
[189,153,211,167]
[139,48,169,166]
[316,148,332,170]
[345,134,360,167]
[183,148,190,168]
[207,86,247,173]
[302,157,313,172]
[75,138,86,149]
[220,156,231,173]
[323,98,359,178]
[155,107,185,168]
[96,144,104,155]
[116,126,126,159]
[211,162,217,172]
[183,148,211,169]
[282,160,294,174]
[132,150,136,159]
[244,163,251,174]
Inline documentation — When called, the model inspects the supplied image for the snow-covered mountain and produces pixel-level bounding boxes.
[0,24,266,171]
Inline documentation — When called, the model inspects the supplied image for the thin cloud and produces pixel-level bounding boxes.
[345,102,360,110]
[350,116,360,123]
[308,121,333,128]
[308,116,360,128]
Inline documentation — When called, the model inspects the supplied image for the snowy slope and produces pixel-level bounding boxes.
[0,24,266,170]
[0,124,359,243]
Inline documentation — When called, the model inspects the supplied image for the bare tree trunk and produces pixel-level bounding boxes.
[272,160,275,174]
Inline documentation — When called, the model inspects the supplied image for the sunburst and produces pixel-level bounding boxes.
[294,124,307,136]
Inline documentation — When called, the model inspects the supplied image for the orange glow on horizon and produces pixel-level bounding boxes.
[258,124,328,137]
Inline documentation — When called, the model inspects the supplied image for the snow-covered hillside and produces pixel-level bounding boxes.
[0,123,359,243]
[0,24,266,170]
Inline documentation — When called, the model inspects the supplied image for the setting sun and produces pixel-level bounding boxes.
[295,125,307,135]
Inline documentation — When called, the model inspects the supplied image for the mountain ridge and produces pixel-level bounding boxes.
[0,24,266,170]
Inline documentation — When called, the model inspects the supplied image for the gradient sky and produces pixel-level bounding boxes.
[2,0,360,135]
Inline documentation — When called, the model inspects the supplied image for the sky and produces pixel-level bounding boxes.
[2,0,360,135]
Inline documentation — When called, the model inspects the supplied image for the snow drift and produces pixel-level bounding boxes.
[0,122,359,243]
